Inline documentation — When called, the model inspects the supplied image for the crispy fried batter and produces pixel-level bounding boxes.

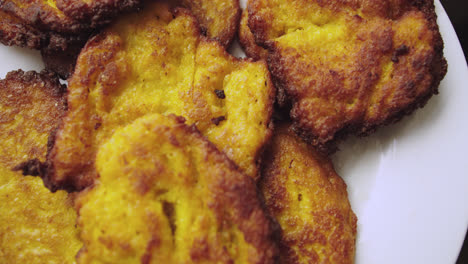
[239,10,267,61]
[0,0,88,33]
[0,70,66,169]
[0,9,86,51]
[0,8,88,79]
[260,124,357,263]
[75,113,279,263]
[178,0,241,47]
[55,0,139,28]
[0,168,81,263]
[248,0,447,150]
[46,2,275,191]
[0,70,81,263]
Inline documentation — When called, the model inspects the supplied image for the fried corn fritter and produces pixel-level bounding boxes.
[0,9,86,52]
[248,0,447,150]
[0,0,87,33]
[0,168,81,264]
[75,113,279,263]
[47,2,274,190]
[0,70,66,169]
[178,0,241,47]
[260,124,357,263]
[0,70,81,263]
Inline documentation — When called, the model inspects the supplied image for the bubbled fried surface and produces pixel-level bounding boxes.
[178,0,241,47]
[260,124,357,264]
[75,114,279,264]
[47,2,275,190]
[0,70,81,263]
[0,9,87,52]
[248,0,447,151]
[0,0,87,33]
[0,168,81,264]
[0,70,66,169]
[55,0,139,28]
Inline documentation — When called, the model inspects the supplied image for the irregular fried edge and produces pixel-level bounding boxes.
[0,9,88,51]
[44,6,275,191]
[74,113,280,263]
[238,9,267,61]
[260,124,357,263]
[0,70,80,263]
[179,0,241,47]
[2,69,67,175]
[0,10,88,79]
[55,0,141,29]
[0,0,88,33]
[248,0,447,153]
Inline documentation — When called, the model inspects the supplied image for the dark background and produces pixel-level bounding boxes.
[438,1,468,263]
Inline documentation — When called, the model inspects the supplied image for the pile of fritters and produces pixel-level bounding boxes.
[0,0,447,263]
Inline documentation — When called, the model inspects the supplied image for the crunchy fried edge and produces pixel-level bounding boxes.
[0,0,89,33]
[259,123,357,263]
[74,114,280,263]
[0,9,88,52]
[0,70,67,174]
[44,6,276,191]
[238,10,267,61]
[249,0,447,153]
[55,0,140,29]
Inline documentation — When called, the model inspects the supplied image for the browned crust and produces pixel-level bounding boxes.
[74,114,280,263]
[0,10,87,78]
[0,69,67,107]
[238,10,268,61]
[0,0,89,33]
[0,70,67,171]
[41,40,85,79]
[260,123,357,263]
[171,116,280,263]
[177,0,241,47]
[249,0,447,153]
[0,9,88,52]
[55,0,140,29]
[45,4,276,190]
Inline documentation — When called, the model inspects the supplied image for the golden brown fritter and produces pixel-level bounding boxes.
[46,2,275,191]
[248,0,447,150]
[0,0,87,33]
[178,0,241,47]
[55,0,139,28]
[0,70,81,263]
[0,70,66,170]
[75,113,279,264]
[239,10,267,61]
[260,124,357,264]
[0,168,82,264]
[0,8,89,79]
[0,9,86,51]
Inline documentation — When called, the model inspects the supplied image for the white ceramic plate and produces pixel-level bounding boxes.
[1,1,467,263]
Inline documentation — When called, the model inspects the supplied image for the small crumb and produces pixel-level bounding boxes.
[214,89,226,99]
[211,116,226,126]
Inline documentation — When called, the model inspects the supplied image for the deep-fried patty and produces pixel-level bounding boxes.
[0,0,88,33]
[0,9,86,51]
[46,2,275,191]
[0,70,66,169]
[0,70,81,263]
[260,124,357,263]
[75,113,279,263]
[248,0,447,151]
